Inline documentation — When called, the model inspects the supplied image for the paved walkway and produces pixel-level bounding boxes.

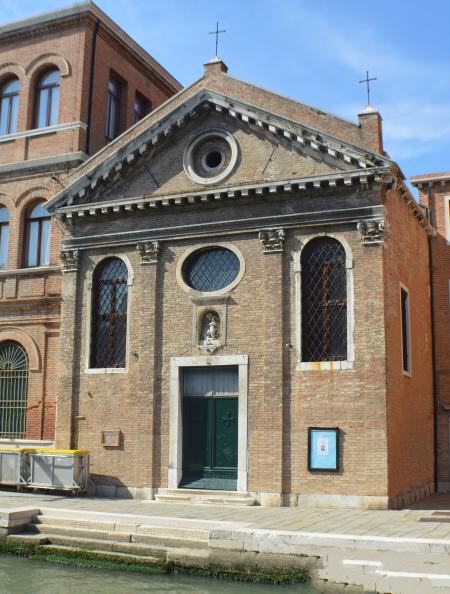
[2,490,450,592]
[1,489,450,540]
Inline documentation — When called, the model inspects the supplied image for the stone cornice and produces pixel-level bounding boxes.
[56,167,391,221]
[60,204,384,251]
[47,89,395,213]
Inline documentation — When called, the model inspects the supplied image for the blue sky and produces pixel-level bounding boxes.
[1,0,449,183]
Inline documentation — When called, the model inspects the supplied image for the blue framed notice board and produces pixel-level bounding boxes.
[308,427,340,472]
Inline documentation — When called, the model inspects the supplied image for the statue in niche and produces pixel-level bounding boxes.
[199,311,221,353]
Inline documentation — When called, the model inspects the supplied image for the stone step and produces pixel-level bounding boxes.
[28,523,208,549]
[33,515,209,540]
[39,534,169,558]
[43,544,163,564]
[6,532,49,545]
[156,489,255,506]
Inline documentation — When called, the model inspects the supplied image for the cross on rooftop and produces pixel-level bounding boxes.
[209,21,226,57]
[359,70,377,106]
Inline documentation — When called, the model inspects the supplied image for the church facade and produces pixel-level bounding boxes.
[44,58,436,508]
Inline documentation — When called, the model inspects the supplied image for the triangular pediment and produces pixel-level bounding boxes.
[47,87,394,215]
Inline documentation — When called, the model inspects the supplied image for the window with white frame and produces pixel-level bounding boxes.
[400,285,411,375]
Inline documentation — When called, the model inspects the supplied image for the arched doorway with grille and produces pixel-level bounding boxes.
[0,342,29,438]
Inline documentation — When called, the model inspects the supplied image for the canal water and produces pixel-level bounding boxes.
[0,555,320,593]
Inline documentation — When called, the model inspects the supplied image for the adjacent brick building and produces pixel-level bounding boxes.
[412,172,450,493]
[0,3,438,509]
[0,2,179,443]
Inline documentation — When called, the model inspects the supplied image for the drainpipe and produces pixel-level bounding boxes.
[427,186,439,493]
[85,20,100,155]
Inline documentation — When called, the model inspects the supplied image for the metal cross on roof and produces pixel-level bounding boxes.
[359,70,377,106]
[209,21,226,57]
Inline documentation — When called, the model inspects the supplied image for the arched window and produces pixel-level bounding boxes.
[35,68,60,128]
[90,257,128,369]
[301,237,347,361]
[0,206,9,269]
[0,342,28,438]
[24,202,51,268]
[0,77,20,135]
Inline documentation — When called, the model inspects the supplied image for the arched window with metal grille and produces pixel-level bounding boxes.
[0,342,29,438]
[90,257,128,369]
[301,237,347,362]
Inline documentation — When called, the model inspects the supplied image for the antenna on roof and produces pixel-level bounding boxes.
[359,70,377,106]
[209,21,226,58]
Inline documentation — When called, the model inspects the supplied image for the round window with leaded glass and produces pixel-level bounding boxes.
[177,244,245,296]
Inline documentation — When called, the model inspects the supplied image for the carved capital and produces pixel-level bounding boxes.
[357,220,385,245]
[258,228,285,253]
[137,240,160,264]
[60,249,79,272]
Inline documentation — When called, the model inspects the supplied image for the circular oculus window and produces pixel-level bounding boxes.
[183,130,238,185]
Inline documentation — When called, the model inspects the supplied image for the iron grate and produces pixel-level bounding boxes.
[0,341,28,438]
[183,248,240,292]
[90,258,128,368]
[302,238,347,361]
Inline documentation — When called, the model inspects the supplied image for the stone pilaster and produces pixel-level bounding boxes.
[136,243,161,489]
[55,250,80,448]
[258,229,285,504]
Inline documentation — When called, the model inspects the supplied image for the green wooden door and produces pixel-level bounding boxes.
[181,366,238,491]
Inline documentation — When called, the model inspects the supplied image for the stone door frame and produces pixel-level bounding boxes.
[169,355,248,492]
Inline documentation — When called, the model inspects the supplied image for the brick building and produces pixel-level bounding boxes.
[0,3,179,443]
[0,3,437,509]
[412,172,450,493]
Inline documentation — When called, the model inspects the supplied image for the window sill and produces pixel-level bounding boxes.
[297,361,354,371]
[402,370,412,378]
[0,265,60,277]
[84,367,128,375]
[0,121,87,143]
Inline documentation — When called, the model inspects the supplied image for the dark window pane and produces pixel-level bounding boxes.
[401,288,411,373]
[134,94,150,123]
[301,238,347,361]
[183,248,240,292]
[106,78,121,139]
[90,257,128,368]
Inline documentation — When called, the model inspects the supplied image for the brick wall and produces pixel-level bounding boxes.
[384,187,435,500]
[417,180,450,489]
